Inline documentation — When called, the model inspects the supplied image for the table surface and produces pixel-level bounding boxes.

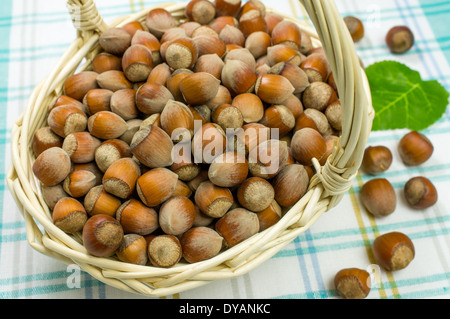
[1,0,450,299]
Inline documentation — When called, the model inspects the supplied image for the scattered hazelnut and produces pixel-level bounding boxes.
[334,268,371,299]
[386,26,414,54]
[404,176,438,209]
[361,146,393,175]
[398,131,433,166]
[343,16,365,42]
[372,231,415,271]
[360,178,397,217]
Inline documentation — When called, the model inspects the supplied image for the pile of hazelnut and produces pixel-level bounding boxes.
[31,0,343,269]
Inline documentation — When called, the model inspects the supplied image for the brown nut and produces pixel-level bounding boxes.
[94,139,131,173]
[92,52,122,74]
[302,81,338,112]
[192,35,227,58]
[180,72,221,106]
[361,146,393,175]
[63,169,97,198]
[398,131,433,166]
[194,181,234,218]
[116,234,148,265]
[256,200,282,231]
[102,157,141,199]
[344,16,365,42]
[99,27,132,56]
[147,234,182,268]
[136,82,175,115]
[237,177,275,212]
[171,143,201,182]
[255,74,295,105]
[231,93,264,124]
[62,131,101,164]
[32,126,64,157]
[215,208,259,248]
[214,0,242,17]
[404,176,438,209]
[271,20,302,50]
[121,44,154,82]
[181,226,224,263]
[145,8,177,38]
[245,31,271,59]
[290,128,327,166]
[386,26,414,54]
[238,9,268,38]
[248,139,289,179]
[208,151,249,188]
[185,0,216,25]
[219,25,245,47]
[110,88,139,121]
[87,111,128,140]
[259,105,296,137]
[325,101,342,131]
[116,198,159,235]
[47,105,88,138]
[41,184,69,211]
[96,70,133,92]
[160,100,195,143]
[300,53,330,83]
[360,178,397,217]
[136,168,179,207]
[211,103,244,130]
[191,123,227,164]
[147,63,172,86]
[164,37,199,70]
[193,53,225,79]
[159,196,196,236]
[221,59,257,95]
[268,61,310,94]
[131,125,174,168]
[52,197,88,234]
[266,44,304,67]
[264,12,283,35]
[132,30,162,64]
[272,164,309,207]
[32,147,72,187]
[334,268,371,299]
[82,214,124,257]
[372,231,415,271]
[84,185,122,217]
[83,88,113,115]
[64,71,99,101]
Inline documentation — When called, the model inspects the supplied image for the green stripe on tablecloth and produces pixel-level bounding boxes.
[420,0,450,65]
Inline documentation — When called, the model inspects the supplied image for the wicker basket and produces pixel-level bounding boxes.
[7,0,374,297]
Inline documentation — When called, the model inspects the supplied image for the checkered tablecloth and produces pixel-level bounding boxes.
[1,0,449,299]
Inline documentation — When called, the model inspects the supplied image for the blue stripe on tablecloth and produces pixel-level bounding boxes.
[0,0,12,294]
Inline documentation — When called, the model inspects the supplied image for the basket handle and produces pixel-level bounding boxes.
[299,0,372,201]
[66,0,109,36]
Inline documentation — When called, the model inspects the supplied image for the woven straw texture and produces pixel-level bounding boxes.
[6,0,374,297]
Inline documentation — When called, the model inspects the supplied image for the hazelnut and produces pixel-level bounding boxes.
[173,180,193,198]
[32,126,63,157]
[264,12,283,35]
[386,26,414,54]
[300,53,330,83]
[290,128,327,166]
[361,146,393,175]
[192,35,227,58]
[132,30,162,64]
[404,176,438,209]
[32,147,72,187]
[238,9,268,38]
[109,89,139,122]
[215,208,259,248]
[96,70,132,92]
[87,111,128,140]
[231,93,264,124]
[130,125,174,168]
[52,197,88,234]
[205,85,232,110]
[62,131,101,164]
[325,101,342,131]
[135,82,175,115]
[255,74,295,105]
[193,54,225,80]
[159,196,196,236]
[256,200,282,231]
[224,48,256,71]
[302,81,338,112]
[302,108,333,137]
[94,139,132,173]
[259,105,296,137]
[272,164,309,207]
[145,8,177,38]
[116,198,159,235]
[221,59,257,95]
[160,100,195,143]
[147,63,171,86]
[181,227,224,263]
[360,178,397,217]
[83,88,113,115]
[334,268,371,299]
[268,62,310,94]
[164,37,199,70]
[194,181,234,218]
[237,177,275,212]
[214,0,242,17]
[84,185,122,217]
[82,214,124,257]
[122,21,145,37]
[343,16,365,42]
[185,0,216,25]
[191,123,227,164]
[41,184,69,210]
[98,27,132,56]
[63,169,97,198]
[398,131,433,166]
[271,20,302,50]
[372,232,415,271]
[211,104,244,130]
[266,44,304,67]
[116,234,148,265]
[47,105,88,138]
[219,25,245,47]
[245,31,271,59]
[92,52,122,74]
[64,71,99,101]
[52,95,87,113]
[171,143,201,182]
[147,235,182,268]
[248,139,289,179]
[136,168,179,207]
[102,157,141,199]
[180,72,221,106]
[208,151,249,188]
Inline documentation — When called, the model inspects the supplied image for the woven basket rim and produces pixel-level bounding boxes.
[6,0,374,297]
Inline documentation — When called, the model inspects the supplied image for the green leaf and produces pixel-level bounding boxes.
[365,60,449,131]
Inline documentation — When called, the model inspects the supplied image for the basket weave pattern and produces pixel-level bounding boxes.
[7,0,374,296]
